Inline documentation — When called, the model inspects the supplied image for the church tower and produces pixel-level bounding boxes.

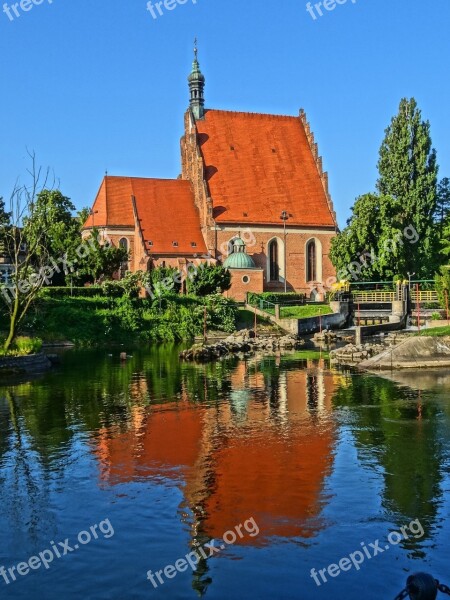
[188,40,205,120]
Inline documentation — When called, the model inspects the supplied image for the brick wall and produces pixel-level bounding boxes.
[225,268,264,302]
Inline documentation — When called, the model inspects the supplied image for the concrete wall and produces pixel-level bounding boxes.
[245,302,349,335]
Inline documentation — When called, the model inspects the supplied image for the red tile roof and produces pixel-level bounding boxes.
[195,110,336,228]
[84,176,207,255]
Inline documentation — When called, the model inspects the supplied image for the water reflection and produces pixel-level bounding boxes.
[93,354,337,593]
[0,348,449,598]
[332,371,445,553]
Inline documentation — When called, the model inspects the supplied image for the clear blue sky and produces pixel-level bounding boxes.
[0,0,448,227]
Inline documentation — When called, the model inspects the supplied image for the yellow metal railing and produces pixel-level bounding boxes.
[352,291,396,303]
[411,290,439,303]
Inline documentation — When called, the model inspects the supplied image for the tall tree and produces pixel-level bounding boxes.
[376,97,438,276]
[330,98,439,282]
[435,177,450,236]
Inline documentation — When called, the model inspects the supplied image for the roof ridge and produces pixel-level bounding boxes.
[103,175,187,183]
[204,108,300,120]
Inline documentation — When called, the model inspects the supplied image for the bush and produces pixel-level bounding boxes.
[187,265,231,297]
[435,266,450,308]
[144,267,182,298]
[13,336,43,355]
[39,286,103,298]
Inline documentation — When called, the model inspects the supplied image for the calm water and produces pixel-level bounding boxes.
[1,347,450,599]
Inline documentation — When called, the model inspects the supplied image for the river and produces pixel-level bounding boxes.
[0,347,449,599]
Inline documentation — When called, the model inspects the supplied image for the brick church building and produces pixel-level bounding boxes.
[83,46,338,300]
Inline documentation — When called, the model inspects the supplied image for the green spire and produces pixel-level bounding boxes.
[188,38,205,120]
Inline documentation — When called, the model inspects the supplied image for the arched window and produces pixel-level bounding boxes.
[306,240,317,282]
[119,238,129,279]
[268,239,279,281]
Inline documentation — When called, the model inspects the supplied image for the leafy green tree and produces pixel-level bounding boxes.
[435,178,450,236]
[376,97,438,276]
[77,207,91,227]
[187,264,231,297]
[330,98,438,281]
[24,190,80,285]
[75,227,129,284]
[143,266,182,300]
[435,266,450,309]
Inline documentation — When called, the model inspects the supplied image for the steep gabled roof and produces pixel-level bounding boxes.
[195,110,336,228]
[83,176,207,256]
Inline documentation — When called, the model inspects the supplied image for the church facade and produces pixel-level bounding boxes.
[83,48,338,300]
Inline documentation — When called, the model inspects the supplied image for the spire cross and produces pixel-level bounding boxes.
[194,37,198,60]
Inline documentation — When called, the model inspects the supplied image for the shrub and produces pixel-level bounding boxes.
[13,336,43,355]
[39,286,103,298]
[187,265,231,297]
[435,266,450,308]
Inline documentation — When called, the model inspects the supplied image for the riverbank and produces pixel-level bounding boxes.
[5,293,240,347]
[359,336,450,370]
[0,352,52,376]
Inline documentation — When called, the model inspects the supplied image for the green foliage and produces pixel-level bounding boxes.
[23,190,79,285]
[13,336,43,355]
[144,266,182,298]
[187,264,231,296]
[0,336,43,356]
[331,98,439,281]
[25,292,238,346]
[39,286,103,298]
[203,294,238,332]
[101,271,143,299]
[248,292,306,305]
[436,178,450,235]
[75,228,129,284]
[435,266,450,308]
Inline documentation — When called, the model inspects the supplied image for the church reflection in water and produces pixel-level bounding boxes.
[94,355,338,593]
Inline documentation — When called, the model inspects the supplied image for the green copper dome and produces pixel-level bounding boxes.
[188,59,205,83]
[223,237,256,269]
[224,252,256,269]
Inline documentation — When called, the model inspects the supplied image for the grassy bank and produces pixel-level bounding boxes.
[419,326,450,337]
[15,293,238,347]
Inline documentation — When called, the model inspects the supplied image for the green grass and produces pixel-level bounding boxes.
[280,305,333,319]
[419,326,450,337]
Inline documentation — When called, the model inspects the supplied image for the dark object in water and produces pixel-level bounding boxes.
[394,572,450,599]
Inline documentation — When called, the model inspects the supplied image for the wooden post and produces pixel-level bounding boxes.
[319,308,322,334]
[357,300,361,327]
[203,306,207,344]
[254,307,257,338]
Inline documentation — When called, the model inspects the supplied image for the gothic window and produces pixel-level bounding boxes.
[268,239,279,282]
[119,238,129,278]
[306,240,317,282]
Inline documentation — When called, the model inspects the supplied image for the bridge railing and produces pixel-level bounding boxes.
[352,291,396,303]
[411,290,439,303]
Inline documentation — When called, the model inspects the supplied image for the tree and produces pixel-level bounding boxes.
[24,189,80,285]
[330,98,438,282]
[75,227,129,284]
[187,264,231,297]
[435,178,450,236]
[376,97,438,276]
[0,154,57,352]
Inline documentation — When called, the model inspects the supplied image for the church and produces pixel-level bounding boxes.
[83,46,338,300]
